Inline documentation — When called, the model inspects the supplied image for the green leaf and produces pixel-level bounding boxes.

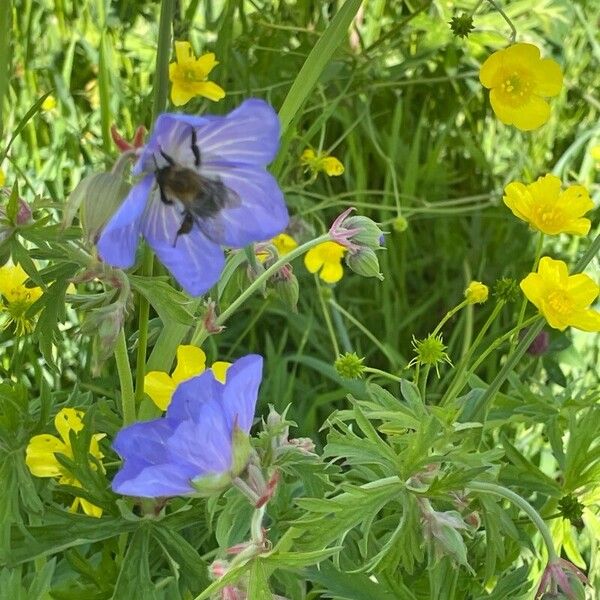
[130,276,195,326]
[247,559,272,600]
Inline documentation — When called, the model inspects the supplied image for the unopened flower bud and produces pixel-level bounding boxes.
[334,352,365,379]
[341,216,384,250]
[271,265,299,312]
[345,247,383,280]
[464,281,489,304]
[449,13,475,38]
[526,330,550,357]
[392,215,409,232]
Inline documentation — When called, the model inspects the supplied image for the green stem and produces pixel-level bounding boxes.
[133,0,174,408]
[432,299,469,337]
[363,367,403,384]
[191,233,331,346]
[467,481,558,561]
[115,329,135,425]
[316,276,340,358]
[484,0,517,43]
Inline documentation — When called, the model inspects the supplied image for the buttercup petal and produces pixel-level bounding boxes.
[511,95,551,131]
[171,83,194,107]
[520,273,547,309]
[174,41,193,65]
[304,246,326,274]
[25,435,68,477]
[320,261,344,283]
[479,48,505,89]
[534,58,563,96]
[560,185,594,217]
[503,181,533,221]
[211,361,231,383]
[195,52,218,75]
[537,257,569,286]
[528,174,562,202]
[566,274,599,307]
[54,408,84,445]
[145,371,177,411]
[568,308,600,332]
[172,345,207,383]
[190,80,225,102]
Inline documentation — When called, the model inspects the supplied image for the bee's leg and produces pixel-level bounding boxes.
[191,129,201,167]
[172,211,194,246]
[157,184,173,206]
[159,148,175,165]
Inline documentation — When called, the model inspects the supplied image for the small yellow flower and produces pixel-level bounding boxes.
[300,149,345,177]
[0,168,5,187]
[256,233,298,264]
[479,43,563,131]
[520,257,600,332]
[304,241,346,283]
[464,281,489,304]
[591,146,600,166]
[145,345,230,411]
[42,95,57,111]
[503,175,593,236]
[25,408,105,518]
[168,41,225,106]
[0,263,43,335]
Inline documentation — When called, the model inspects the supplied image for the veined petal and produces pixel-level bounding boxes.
[199,164,288,247]
[535,58,563,96]
[196,99,281,167]
[568,308,600,332]
[566,274,599,307]
[145,371,177,411]
[112,461,198,497]
[113,419,175,466]
[97,176,153,268]
[503,181,534,221]
[141,191,225,296]
[167,369,221,424]
[537,257,569,286]
[220,355,263,433]
[172,345,207,383]
[25,435,69,477]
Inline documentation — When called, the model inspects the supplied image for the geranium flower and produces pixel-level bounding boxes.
[503,175,593,236]
[145,344,230,411]
[479,43,563,131]
[169,41,225,106]
[520,257,600,332]
[112,354,263,498]
[97,99,288,296]
[300,149,344,177]
[25,408,105,518]
[0,263,43,335]
[304,241,346,283]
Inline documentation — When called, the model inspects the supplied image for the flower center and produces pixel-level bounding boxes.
[546,290,573,315]
[498,71,533,105]
[534,205,565,230]
[183,67,204,83]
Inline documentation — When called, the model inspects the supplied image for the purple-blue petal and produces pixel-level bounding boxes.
[198,164,288,247]
[167,369,222,424]
[141,192,225,296]
[220,354,263,433]
[111,461,198,497]
[97,175,153,268]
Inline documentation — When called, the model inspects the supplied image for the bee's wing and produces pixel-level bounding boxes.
[193,179,241,244]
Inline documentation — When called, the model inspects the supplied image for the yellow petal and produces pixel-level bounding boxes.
[0,168,5,186]
[534,58,563,97]
[172,345,207,383]
[272,233,298,256]
[145,371,176,411]
[320,261,344,283]
[539,300,570,331]
[566,274,599,308]
[479,48,505,89]
[25,434,69,477]
[490,89,551,130]
[304,246,326,274]
[520,273,547,310]
[568,308,600,332]
[559,218,591,236]
[300,149,316,163]
[195,52,218,76]
[503,181,533,222]
[78,497,103,518]
[211,361,231,383]
[174,41,193,65]
[560,185,594,218]
[537,257,569,286]
[171,82,194,106]
[54,408,84,446]
[528,174,561,202]
[189,80,226,102]
[322,156,345,176]
[502,43,540,68]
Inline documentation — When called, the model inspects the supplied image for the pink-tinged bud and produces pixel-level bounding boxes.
[16,198,32,225]
[527,330,550,356]
[210,559,229,579]
[256,471,280,508]
[288,437,316,455]
[222,587,245,600]
[328,207,385,254]
[536,559,588,600]
[202,300,224,334]
[111,124,146,153]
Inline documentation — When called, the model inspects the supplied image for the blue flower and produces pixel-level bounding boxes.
[112,354,263,498]
[97,99,288,296]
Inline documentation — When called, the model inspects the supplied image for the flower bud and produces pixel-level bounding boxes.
[392,215,409,232]
[464,281,489,304]
[526,330,550,357]
[341,216,384,250]
[449,13,475,38]
[345,247,383,280]
[64,172,130,245]
[334,352,365,379]
[271,265,299,312]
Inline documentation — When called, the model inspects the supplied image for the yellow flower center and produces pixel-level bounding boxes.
[534,205,565,230]
[183,67,201,82]
[546,290,573,315]
[498,71,533,105]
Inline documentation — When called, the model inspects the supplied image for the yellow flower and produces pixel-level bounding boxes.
[479,43,563,131]
[0,263,43,335]
[25,408,105,518]
[591,146,600,165]
[520,257,600,332]
[42,95,57,111]
[145,345,231,411]
[464,281,489,304]
[503,174,593,236]
[304,241,346,283]
[256,233,298,263]
[168,41,225,106]
[0,168,5,186]
[300,149,345,177]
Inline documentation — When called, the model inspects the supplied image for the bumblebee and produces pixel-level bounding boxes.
[153,128,239,244]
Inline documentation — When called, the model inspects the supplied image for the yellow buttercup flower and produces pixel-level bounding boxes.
[464,281,489,304]
[300,149,345,177]
[304,241,346,283]
[168,41,225,106]
[256,233,298,264]
[145,345,231,411]
[42,95,57,111]
[0,263,43,335]
[479,43,563,131]
[26,408,105,518]
[503,175,593,236]
[520,257,600,332]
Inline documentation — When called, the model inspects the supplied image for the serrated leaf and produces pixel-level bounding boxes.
[130,275,195,326]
